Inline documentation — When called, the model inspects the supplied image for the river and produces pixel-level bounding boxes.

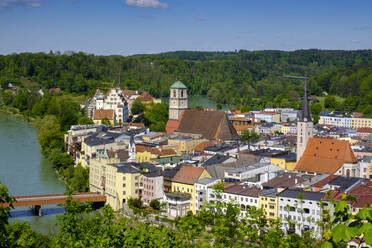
[0,113,65,235]
[0,95,229,235]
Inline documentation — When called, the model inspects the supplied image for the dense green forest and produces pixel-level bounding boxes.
[0,49,371,114]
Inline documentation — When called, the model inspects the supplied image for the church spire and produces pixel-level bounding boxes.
[301,78,312,122]
[127,132,136,163]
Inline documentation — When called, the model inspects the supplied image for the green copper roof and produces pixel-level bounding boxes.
[170,81,187,89]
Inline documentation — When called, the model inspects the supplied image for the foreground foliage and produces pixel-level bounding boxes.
[1,181,370,248]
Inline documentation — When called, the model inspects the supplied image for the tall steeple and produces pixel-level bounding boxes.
[296,77,313,162]
[127,133,136,163]
[301,78,312,122]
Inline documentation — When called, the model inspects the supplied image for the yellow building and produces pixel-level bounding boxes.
[89,153,159,210]
[93,109,115,125]
[171,165,211,213]
[258,189,278,219]
[168,136,206,154]
[351,117,372,129]
[136,145,178,163]
[281,125,290,135]
[270,153,297,171]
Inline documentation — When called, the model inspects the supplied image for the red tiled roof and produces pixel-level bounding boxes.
[166,120,180,134]
[357,128,372,134]
[262,172,313,188]
[123,90,138,97]
[193,140,216,152]
[234,125,254,132]
[136,146,177,156]
[176,109,239,140]
[93,109,114,120]
[172,165,206,185]
[295,138,357,174]
[139,92,154,102]
[223,183,263,197]
[312,175,338,188]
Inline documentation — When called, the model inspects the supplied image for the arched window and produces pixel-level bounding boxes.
[346,169,350,177]
[173,90,177,98]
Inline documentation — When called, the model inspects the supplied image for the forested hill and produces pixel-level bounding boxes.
[0,50,371,112]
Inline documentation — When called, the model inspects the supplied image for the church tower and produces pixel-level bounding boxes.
[297,78,313,162]
[169,81,188,120]
[127,133,136,163]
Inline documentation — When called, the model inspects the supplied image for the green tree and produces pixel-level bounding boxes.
[150,199,161,210]
[131,98,145,115]
[241,129,259,150]
[69,164,89,192]
[78,116,94,125]
[101,117,111,126]
[324,95,338,110]
[144,103,168,132]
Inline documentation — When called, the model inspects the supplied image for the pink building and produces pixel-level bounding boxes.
[141,172,164,205]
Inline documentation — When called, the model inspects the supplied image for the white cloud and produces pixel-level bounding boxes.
[125,0,168,9]
[0,0,41,8]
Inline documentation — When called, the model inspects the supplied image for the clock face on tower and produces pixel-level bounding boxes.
[171,100,177,106]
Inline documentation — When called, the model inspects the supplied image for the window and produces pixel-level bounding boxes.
[123,183,126,187]
[304,208,310,214]
[123,176,126,180]
[123,191,126,195]
[173,90,176,98]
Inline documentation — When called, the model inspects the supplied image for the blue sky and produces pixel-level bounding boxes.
[0,0,371,55]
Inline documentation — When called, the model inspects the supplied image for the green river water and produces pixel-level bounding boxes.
[0,95,230,235]
[0,113,65,235]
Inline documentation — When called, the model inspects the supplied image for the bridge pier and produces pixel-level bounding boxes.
[31,205,42,216]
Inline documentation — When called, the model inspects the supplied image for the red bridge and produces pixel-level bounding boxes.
[2,192,106,216]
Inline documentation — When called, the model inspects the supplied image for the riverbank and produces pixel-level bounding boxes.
[0,104,35,123]
[0,113,66,234]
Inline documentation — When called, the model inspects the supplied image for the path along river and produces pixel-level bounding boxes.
[0,113,65,234]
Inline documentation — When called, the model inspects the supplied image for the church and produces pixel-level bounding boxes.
[295,79,359,177]
[165,81,239,142]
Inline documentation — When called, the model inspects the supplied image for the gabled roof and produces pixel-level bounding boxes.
[175,109,239,140]
[122,90,138,97]
[165,120,180,134]
[357,128,372,134]
[93,109,114,120]
[193,140,216,152]
[262,172,314,188]
[139,92,154,102]
[170,81,187,89]
[171,165,206,185]
[224,184,263,197]
[295,137,357,174]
